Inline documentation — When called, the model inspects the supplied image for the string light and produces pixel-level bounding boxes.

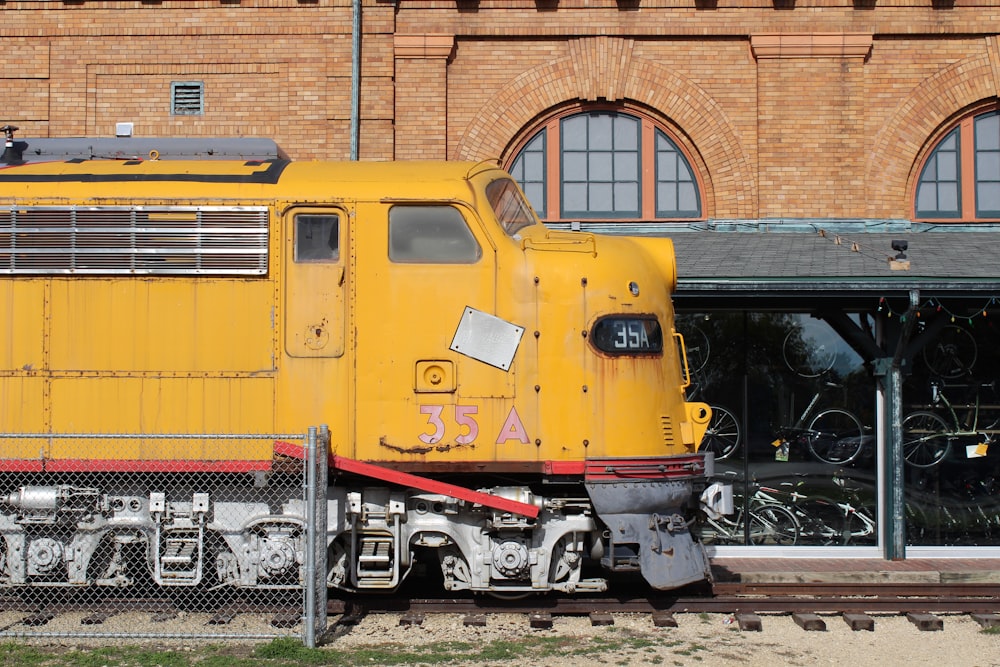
[876,296,997,321]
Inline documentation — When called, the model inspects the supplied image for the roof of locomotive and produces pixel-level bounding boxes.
[0,157,506,202]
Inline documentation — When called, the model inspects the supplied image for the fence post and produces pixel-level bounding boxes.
[303,426,318,648]
[315,425,329,641]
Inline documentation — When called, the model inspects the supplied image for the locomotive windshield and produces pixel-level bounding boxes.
[486,177,537,237]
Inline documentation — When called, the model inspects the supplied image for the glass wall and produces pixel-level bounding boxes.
[682,306,1000,551]
[679,312,878,548]
[902,313,1000,546]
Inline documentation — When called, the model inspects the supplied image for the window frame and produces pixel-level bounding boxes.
[506,105,705,224]
[914,109,1000,222]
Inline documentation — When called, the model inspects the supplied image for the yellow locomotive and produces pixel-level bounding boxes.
[0,136,714,596]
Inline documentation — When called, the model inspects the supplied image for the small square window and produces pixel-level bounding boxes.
[171,81,204,116]
[295,214,339,262]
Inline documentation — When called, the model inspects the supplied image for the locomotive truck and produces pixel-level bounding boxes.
[0,135,716,597]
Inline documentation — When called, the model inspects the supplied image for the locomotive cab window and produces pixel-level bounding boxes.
[388,205,482,263]
[486,177,537,237]
[295,214,340,262]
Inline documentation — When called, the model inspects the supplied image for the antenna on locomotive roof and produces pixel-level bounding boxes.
[1,125,24,165]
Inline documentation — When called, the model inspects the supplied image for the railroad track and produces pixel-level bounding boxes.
[2,581,999,636]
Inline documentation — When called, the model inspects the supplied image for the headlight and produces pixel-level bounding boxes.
[590,316,663,355]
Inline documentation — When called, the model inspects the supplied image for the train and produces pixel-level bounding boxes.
[0,131,718,597]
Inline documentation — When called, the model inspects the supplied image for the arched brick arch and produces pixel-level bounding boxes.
[866,52,997,217]
[455,43,755,219]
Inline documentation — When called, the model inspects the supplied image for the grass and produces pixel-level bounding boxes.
[0,633,700,667]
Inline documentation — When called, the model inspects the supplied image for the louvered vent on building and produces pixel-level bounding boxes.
[0,206,269,275]
[171,81,204,115]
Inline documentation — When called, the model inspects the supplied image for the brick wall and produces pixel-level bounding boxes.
[1,0,998,219]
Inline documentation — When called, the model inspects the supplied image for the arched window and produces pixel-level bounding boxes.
[915,110,1000,221]
[507,109,703,223]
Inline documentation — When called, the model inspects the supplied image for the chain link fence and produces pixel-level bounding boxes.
[0,426,329,646]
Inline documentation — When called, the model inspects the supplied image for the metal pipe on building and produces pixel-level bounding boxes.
[350,0,361,160]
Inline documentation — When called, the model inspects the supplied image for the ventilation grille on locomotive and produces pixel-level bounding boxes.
[0,206,269,275]
[660,415,674,447]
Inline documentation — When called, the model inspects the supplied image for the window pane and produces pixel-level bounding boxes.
[679,182,698,210]
[389,206,481,263]
[589,183,614,211]
[937,154,957,180]
[615,182,639,211]
[975,114,1000,151]
[658,183,677,211]
[563,152,588,181]
[977,152,1000,176]
[590,115,613,150]
[979,182,1000,213]
[564,183,587,211]
[916,183,936,212]
[659,152,678,180]
[614,116,638,147]
[938,183,959,211]
[524,152,544,181]
[524,183,544,210]
[562,116,587,150]
[614,152,638,181]
[589,152,613,180]
[295,214,339,262]
[486,177,537,236]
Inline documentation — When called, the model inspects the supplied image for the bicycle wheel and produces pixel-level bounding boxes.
[683,324,710,375]
[806,408,864,464]
[922,325,977,379]
[782,327,838,378]
[902,411,952,468]
[698,405,741,460]
[748,504,799,545]
[793,496,846,545]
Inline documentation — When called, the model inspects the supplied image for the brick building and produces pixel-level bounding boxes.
[2,0,993,225]
[5,0,1000,556]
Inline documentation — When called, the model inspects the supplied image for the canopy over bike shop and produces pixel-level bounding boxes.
[562,220,1000,559]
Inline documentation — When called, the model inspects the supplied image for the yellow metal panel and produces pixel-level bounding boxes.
[48,279,275,372]
[49,377,276,461]
[274,356,349,452]
[0,279,44,371]
[0,377,47,459]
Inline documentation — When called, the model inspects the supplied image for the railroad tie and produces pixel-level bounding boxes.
[652,611,678,628]
[842,612,875,631]
[735,612,762,631]
[906,612,943,631]
[463,614,487,627]
[792,612,826,631]
[399,612,425,626]
[529,612,553,629]
[972,613,1000,629]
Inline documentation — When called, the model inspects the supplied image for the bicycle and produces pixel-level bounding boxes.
[697,483,800,546]
[756,477,877,545]
[776,326,866,465]
[771,380,866,465]
[902,380,1000,468]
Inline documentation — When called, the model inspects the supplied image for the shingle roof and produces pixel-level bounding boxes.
[560,220,1000,295]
